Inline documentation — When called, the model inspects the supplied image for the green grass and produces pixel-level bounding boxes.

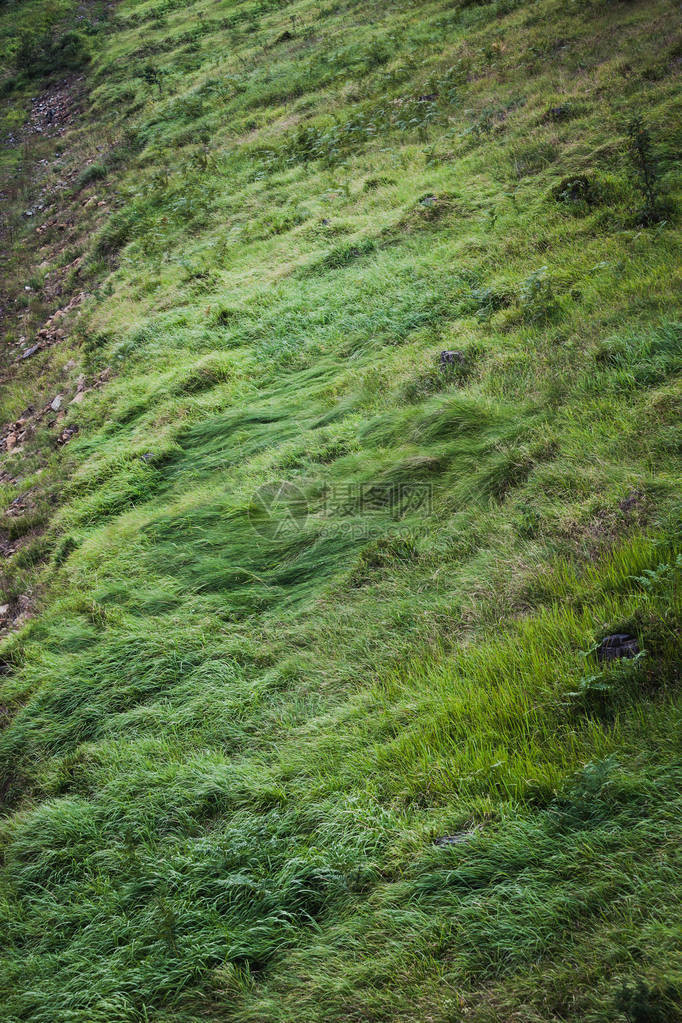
[0,0,681,1019]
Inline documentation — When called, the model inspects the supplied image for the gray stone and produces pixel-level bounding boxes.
[596,634,639,662]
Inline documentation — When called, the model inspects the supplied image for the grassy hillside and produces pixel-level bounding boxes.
[0,0,681,1019]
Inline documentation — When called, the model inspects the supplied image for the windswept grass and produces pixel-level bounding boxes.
[0,0,680,1019]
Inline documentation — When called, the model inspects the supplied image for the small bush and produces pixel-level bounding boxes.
[12,537,50,569]
[626,117,671,226]
[401,354,473,403]
[466,285,512,320]
[552,174,593,206]
[317,238,376,271]
[76,163,107,190]
[15,29,91,79]
[615,978,682,1023]
[363,176,396,191]
[93,207,137,258]
[172,354,233,394]
[52,534,79,567]
[518,266,560,323]
[540,102,584,124]
[0,75,18,97]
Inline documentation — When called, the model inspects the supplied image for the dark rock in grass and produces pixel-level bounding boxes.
[56,424,78,447]
[434,829,477,847]
[439,349,466,370]
[543,104,576,123]
[619,489,643,514]
[20,343,41,360]
[596,634,639,662]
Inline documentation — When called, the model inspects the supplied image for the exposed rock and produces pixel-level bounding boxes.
[440,349,466,369]
[434,828,479,847]
[16,292,88,362]
[69,374,87,404]
[0,366,108,459]
[5,490,35,517]
[2,412,33,448]
[69,368,110,404]
[543,104,576,123]
[596,634,639,662]
[26,78,82,138]
[619,490,643,514]
[56,424,79,446]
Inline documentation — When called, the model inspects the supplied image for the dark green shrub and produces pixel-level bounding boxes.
[552,174,593,205]
[76,163,107,190]
[540,102,583,124]
[52,534,79,567]
[94,207,137,257]
[0,75,18,97]
[615,978,682,1023]
[12,536,50,569]
[50,30,91,72]
[172,355,233,394]
[466,285,511,320]
[15,29,91,79]
[363,176,396,191]
[518,266,560,323]
[316,238,376,271]
[141,63,165,95]
[627,117,672,226]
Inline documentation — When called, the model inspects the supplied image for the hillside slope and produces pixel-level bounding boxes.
[0,0,681,1020]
